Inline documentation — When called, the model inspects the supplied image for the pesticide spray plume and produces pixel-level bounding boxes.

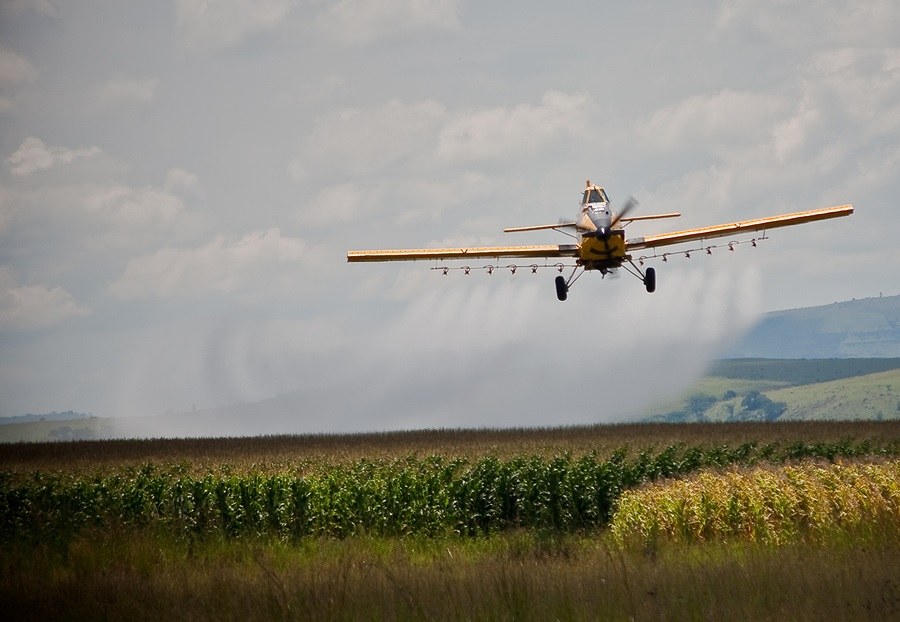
[104,260,763,438]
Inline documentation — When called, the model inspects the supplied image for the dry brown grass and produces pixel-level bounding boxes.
[3,530,898,621]
[3,420,898,476]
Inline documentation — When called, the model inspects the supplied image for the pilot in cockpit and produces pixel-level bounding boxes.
[582,183,609,206]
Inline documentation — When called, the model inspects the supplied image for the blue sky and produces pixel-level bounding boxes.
[1,1,898,432]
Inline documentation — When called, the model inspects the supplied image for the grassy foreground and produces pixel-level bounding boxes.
[2,421,900,620]
[3,530,899,621]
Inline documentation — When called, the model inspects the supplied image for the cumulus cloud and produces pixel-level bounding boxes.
[0,47,37,113]
[298,181,384,227]
[292,92,592,180]
[176,0,293,50]
[6,137,102,177]
[83,183,186,230]
[6,0,60,17]
[0,268,89,331]
[297,173,505,228]
[437,91,592,161]
[315,0,460,45]
[94,77,159,109]
[109,228,307,300]
[0,186,11,233]
[3,165,205,250]
[164,168,204,197]
[637,89,786,154]
[290,99,446,179]
[715,0,898,48]
[809,48,900,133]
[772,97,823,162]
[637,45,900,220]
[0,47,37,89]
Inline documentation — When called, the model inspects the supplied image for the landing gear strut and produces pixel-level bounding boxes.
[622,258,657,294]
[554,262,655,300]
[554,266,584,301]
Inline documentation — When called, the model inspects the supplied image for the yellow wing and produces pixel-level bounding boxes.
[347,244,579,262]
[626,205,853,252]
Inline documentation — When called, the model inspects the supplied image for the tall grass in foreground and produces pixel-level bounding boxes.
[1,441,891,543]
[3,531,899,621]
[611,461,900,547]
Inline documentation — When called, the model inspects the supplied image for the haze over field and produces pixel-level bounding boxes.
[1,2,899,432]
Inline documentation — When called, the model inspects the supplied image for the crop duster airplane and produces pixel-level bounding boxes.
[347,180,854,301]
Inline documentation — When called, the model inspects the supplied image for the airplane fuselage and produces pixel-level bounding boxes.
[578,229,627,272]
[577,181,628,271]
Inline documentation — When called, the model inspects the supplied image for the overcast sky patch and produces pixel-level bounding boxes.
[0,2,896,425]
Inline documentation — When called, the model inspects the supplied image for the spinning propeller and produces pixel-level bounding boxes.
[609,196,638,229]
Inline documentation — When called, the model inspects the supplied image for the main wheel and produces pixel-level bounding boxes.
[555,275,568,301]
[644,267,656,293]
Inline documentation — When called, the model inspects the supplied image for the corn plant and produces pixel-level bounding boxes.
[610,461,900,547]
[0,440,893,543]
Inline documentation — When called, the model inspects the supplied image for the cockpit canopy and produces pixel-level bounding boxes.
[582,182,609,206]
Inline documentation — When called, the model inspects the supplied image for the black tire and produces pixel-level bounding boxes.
[555,275,568,301]
[644,267,656,293]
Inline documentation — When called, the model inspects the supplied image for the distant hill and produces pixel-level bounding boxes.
[0,411,92,426]
[644,295,900,422]
[644,358,900,423]
[727,295,900,358]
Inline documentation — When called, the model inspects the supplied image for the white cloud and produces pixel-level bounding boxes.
[290,99,446,179]
[637,89,786,153]
[2,164,205,254]
[293,92,593,179]
[176,0,294,50]
[0,186,11,233]
[109,228,307,300]
[0,47,37,89]
[634,45,900,219]
[0,47,37,113]
[0,268,89,331]
[164,168,204,197]
[809,48,900,133]
[7,0,60,17]
[437,91,592,161]
[315,0,460,45]
[6,137,102,177]
[94,77,159,109]
[400,173,510,220]
[299,181,383,227]
[715,0,899,48]
[772,97,822,162]
[83,183,186,230]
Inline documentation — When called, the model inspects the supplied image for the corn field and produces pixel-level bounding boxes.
[1,440,893,542]
[611,461,900,547]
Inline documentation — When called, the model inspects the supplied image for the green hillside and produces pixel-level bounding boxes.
[709,358,900,384]
[0,418,107,443]
[770,370,900,421]
[645,359,900,423]
[728,295,900,358]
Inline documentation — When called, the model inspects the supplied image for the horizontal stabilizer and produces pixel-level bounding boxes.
[503,222,577,233]
[619,212,681,223]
